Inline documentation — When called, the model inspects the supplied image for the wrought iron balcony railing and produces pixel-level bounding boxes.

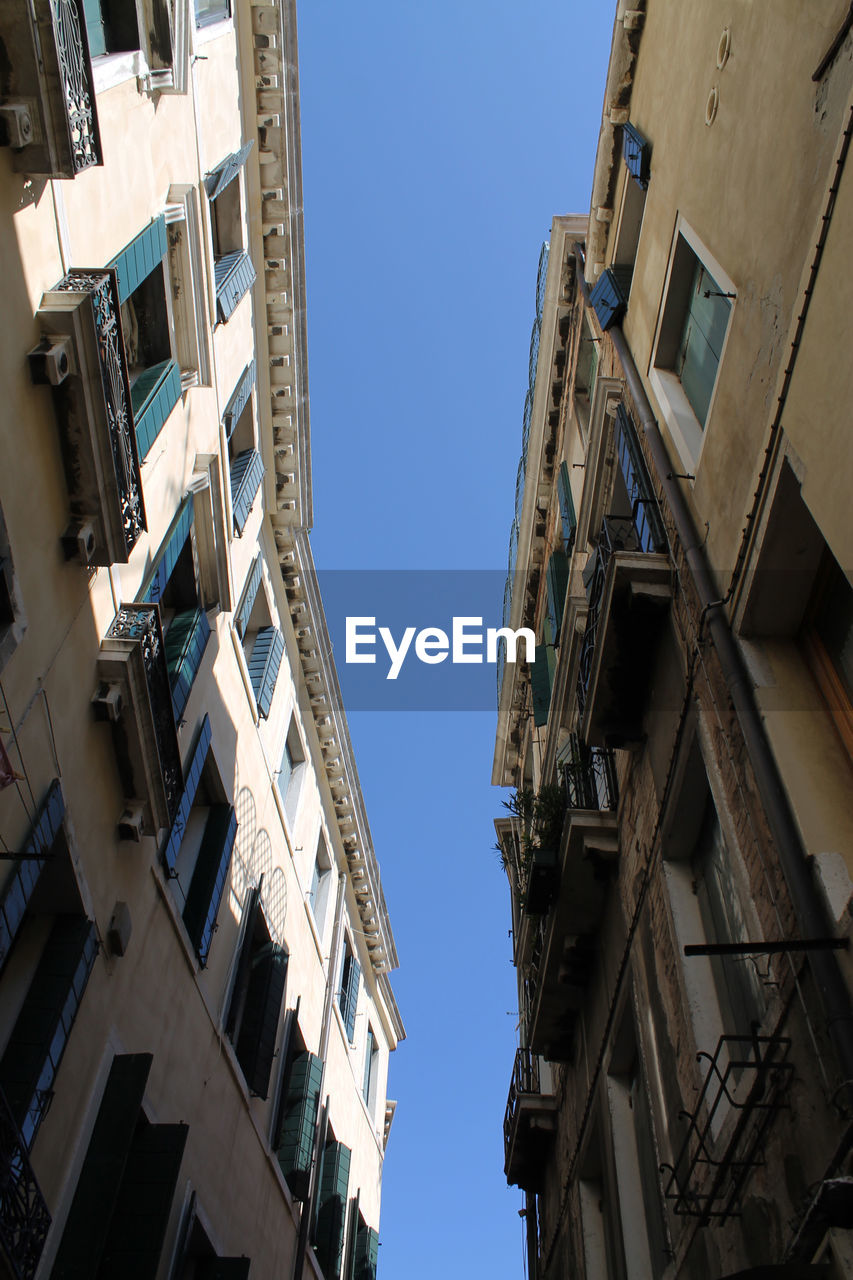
[0,1083,51,1280]
[96,604,183,838]
[0,0,102,179]
[576,515,639,720]
[503,1047,557,1192]
[560,733,618,812]
[503,1047,541,1153]
[31,269,146,566]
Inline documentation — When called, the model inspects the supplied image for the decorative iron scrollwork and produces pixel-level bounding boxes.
[50,0,100,172]
[0,1083,51,1280]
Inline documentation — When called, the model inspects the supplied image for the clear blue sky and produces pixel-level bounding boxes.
[297,4,614,1274]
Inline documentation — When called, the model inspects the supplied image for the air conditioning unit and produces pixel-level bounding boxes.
[62,520,96,564]
[28,335,74,386]
[117,804,145,843]
[0,103,34,149]
[91,681,123,722]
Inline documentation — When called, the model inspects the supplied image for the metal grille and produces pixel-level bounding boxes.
[0,1084,51,1280]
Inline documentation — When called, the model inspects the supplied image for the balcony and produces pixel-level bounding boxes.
[503,1049,558,1192]
[525,748,619,1061]
[95,604,183,839]
[0,0,101,179]
[0,1083,51,1280]
[30,270,146,566]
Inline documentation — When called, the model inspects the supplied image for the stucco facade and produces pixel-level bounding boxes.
[495,4,853,1278]
[0,2,402,1278]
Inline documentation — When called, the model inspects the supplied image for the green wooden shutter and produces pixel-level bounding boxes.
[338,953,360,1042]
[230,449,264,533]
[97,1122,189,1280]
[276,1051,323,1199]
[161,715,211,874]
[235,556,263,641]
[530,644,552,727]
[0,916,97,1144]
[165,608,211,720]
[545,550,570,643]
[82,0,107,56]
[205,142,255,200]
[223,361,256,440]
[0,779,64,971]
[315,1142,351,1280]
[182,804,237,966]
[215,252,256,323]
[51,1053,153,1280]
[248,627,284,718]
[676,260,731,427]
[354,1224,379,1280]
[557,462,577,551]
[141,498,193,605]
[235,943,288,1099]
[134,360,182,459]
[109,217,168,305]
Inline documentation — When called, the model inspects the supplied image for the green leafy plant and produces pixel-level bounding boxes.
[502,784,566,905]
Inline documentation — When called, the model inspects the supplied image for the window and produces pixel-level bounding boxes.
[161,716,237,967]
[226,888,288,1098]
[557,461,577,553]
[234,557,285,721]
[224,362,263,535]
[338,939,360,1043]
[572,318,598,441]
[276,719,306,824]
[82,0,140,58]
[309,832,333,940]
[141,497,211,722]
[205,145,256,324]
[83,0,181,92]
[109,217,182,458]
[545,549,569,643]
[802,547,853,756]
[194,0,230,27]
[362,1026,379,1114]
[650,224,735,467]
[171,1200,250,1279]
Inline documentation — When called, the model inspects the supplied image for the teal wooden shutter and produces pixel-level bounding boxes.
[161,715,211,874]
[235,943,288,1099]
[109,217,168,305]
[589,266,632,330]
[315,1142,352,1280]
[205,141,255,199]
[676,260,731,427]
[51,1053,153,1279]
[215,252,256,323]
[0,779,64,970]
[133,360,182,458]
[230,449,264,533]
[545,551,570,642]
[530,645,552,727]
[165,608,211,720]
[223,361,256,440]
[338,953,360,1042]
[354,1224,379,1280]
[557,462,577,551]
[182,804,237,966]
[142,498,193,604]
[622,121,652,188]
[276,1051,323,1199]
[82,0,107,56]
[235,556,262,640]
[97,1122,189,1280]
[248,627,284,718]
[362,1029,375,1102]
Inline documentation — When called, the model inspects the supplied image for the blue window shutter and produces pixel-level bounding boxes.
[557,462,577,551]
[622,121,652,188]
[545,551,570,643]
[205,141,254,200]
[530,645,553,727]
[223,361,257,440]
[589,266,633,331]
[109,216,168,305]
[276,1051,323,1198]
[230,449,264,534]
[134,359,182,458]
[162,715,211,874]
[182,805,237,966]
[0,916,98,1146]
[215,251,256,323]
[0,779,64,971]
[235,555,263,640]
[315,1141,352,1280]
[235,943,288,1099]
[165,608,211,721]
[248,627,284,719]
[142,496,194,604]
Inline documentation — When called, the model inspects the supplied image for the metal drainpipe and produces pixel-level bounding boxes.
[573,249,853,1096]
[292,872,347,1280]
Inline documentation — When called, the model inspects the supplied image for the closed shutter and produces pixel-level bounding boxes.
[165,608,211,720]
[235,943,287,1099]
[530,645,552,727]
[557,462,577,552]
[353,1224,379,1280]
[162,715,211,874]
[97,1122,189,1280]
[0,779,64,971]
[545,551,569,643]
[215,252,256,324]
[223,362,256,440]
[338,953,360,1042]
[235,556,262,641]
[0,916,97,1144]
[51,1053,153,1279]
[182,805,237,966]
[82,0,107,55]
[622,121,652,188]
[195,1263,251,1280]
[133,359,182,459]
[314,1142,351,1280]
[230,449,264,533]
[589,266,632,331]
[248,627,284,719]
[109,217,168,305]
[141,498,193,604]
[676,261,731,428]
[276,1051,322,1199]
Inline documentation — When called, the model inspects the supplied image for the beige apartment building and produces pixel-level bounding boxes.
[495,2,853,1278]
[0,1,402,1277]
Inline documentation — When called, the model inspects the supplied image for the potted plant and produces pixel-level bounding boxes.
[504,784,566,914]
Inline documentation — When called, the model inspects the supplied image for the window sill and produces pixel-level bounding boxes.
[193,15,234,45]
[92,49,150,94]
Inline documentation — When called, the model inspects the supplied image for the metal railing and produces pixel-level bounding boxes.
[0,1084,51,1280]
[575,515,638,719]
[503,1047,542,1156]
[559,734,618,812]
